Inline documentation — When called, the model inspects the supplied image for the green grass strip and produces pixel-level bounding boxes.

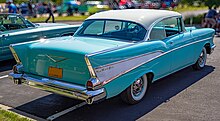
[0,109,32,121]
[28,15,89,23]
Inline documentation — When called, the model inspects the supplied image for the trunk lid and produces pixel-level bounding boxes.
[13,36,129,86]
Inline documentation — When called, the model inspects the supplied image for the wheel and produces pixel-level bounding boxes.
[120,74,149,104]
[192,47,207,70]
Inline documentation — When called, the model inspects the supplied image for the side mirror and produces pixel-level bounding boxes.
[190,28,193,33]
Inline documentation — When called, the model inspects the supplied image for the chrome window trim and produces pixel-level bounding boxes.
[83,15,182,57]
[146,15,183,41]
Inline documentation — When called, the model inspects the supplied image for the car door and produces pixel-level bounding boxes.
[162,17,194,72]
[149,20,172,78]
[0,32,12,60]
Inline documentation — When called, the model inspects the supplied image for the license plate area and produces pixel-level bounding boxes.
[48,67,63,78]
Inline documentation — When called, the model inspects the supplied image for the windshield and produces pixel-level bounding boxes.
[75,20,147,42]
[0,14,35,32]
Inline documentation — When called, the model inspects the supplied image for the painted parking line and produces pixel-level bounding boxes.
[0,75,8,79]
[47,102,87,121]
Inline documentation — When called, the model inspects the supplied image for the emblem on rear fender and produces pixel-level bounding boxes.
[46,55,68,63]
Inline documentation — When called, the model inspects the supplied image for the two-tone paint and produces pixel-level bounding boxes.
[9,10,215,104]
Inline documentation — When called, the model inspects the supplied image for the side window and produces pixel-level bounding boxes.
[84,21,104,35]
[104,21,122,33]
[6,15,25,24]
[0,15,27,31]
[149,21,166,40]
[149,17,182,40]
[162,17,181,37]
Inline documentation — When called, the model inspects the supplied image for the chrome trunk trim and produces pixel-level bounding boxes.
[85,55,96,77]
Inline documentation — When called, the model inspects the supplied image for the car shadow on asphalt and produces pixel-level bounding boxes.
[14,65,215,121]
[0,59,16,74]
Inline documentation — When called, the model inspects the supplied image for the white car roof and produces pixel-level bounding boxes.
[86,9,181,30]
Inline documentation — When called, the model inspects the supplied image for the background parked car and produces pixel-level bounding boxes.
[0,13,80,61]
[57,0,110,16]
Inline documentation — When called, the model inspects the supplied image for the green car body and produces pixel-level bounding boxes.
[0,13,80,61]
[9,10,215,104]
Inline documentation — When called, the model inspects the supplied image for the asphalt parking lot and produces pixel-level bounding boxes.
[0,36,220,121]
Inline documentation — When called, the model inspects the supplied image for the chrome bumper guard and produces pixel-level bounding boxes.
[9,73,106,104]
[210,45,216,54]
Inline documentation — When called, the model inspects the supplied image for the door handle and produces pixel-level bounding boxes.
[2,34,9,37]
[169,41,174,45]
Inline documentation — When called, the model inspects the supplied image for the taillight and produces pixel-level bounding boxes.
[86,78,102,90]
[86,81,93,90]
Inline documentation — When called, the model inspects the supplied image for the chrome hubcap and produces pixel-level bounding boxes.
[198,50,206,67]
[132,78,144,96]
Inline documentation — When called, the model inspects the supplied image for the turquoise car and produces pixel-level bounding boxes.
[0,13,80,61]
[9,9,215,105]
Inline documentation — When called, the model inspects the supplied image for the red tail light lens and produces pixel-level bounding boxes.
[86,81,93,90]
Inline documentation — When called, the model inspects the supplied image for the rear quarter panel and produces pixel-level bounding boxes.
[88,41,171,98]
[190,28,215,63]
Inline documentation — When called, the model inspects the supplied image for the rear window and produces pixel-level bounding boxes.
[75,20,147,42]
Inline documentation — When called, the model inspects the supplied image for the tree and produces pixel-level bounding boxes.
[180,0,220,7]
[201,0,220,7]
[179,0,194,5]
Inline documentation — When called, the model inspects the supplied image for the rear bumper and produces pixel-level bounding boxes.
[8,73,106,104]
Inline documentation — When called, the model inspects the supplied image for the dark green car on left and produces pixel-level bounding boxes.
[0,13,80,61]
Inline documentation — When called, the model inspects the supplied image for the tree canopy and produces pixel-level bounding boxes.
[180,0,220,7]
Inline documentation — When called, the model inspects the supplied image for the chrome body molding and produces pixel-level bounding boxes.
[10,39,45,47]
[94,51,163,85]
[8,72,106,104]
[164,37,213,54]
[0,46,9,49]
[91,37,213,85]
[86,43,135,57]
[45,54,68,63]
[9,45,21,64]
